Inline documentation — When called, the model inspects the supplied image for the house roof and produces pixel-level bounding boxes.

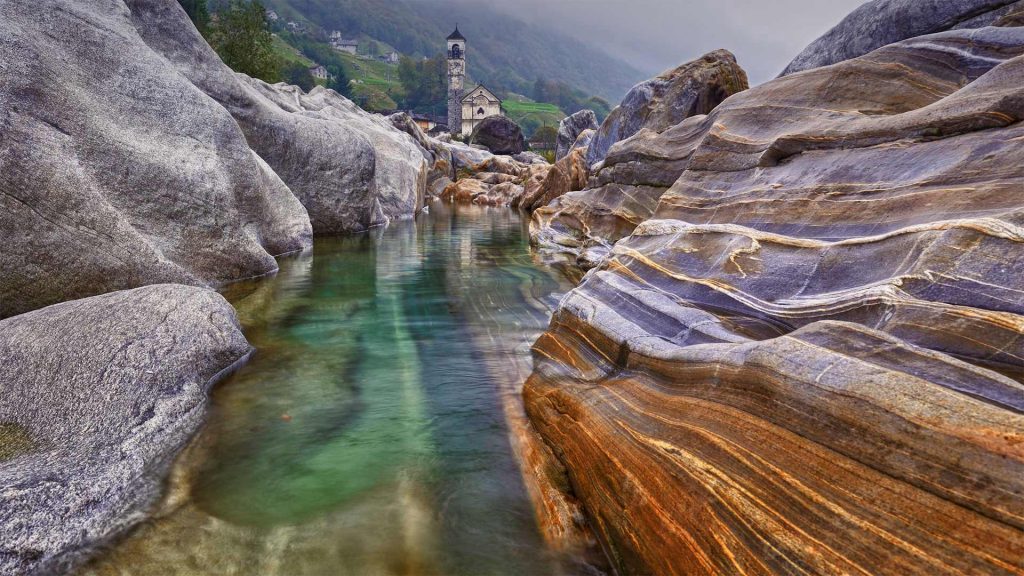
[447,26,466,41]
[461,84,501,104]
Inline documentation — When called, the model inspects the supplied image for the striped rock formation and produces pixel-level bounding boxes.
[525,25,1024,576]
[531,50,749,268]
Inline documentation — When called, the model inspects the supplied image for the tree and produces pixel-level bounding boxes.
[368,41,381,57]
[326,65,351,97]
[397,55,447,110]
[177,0,210,33]
[532,125,558,149]
[284,63,316,92]
[207,0,281,83]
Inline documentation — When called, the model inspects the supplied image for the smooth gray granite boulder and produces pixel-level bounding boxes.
[555,110,598,161]
[0,0,313,318]
[780,0,1024,75]
[126,0,426,233]
[242,80,429,223]
[586,50,748,165]
[0,285,251,575]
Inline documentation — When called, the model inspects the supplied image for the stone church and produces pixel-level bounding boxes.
[447,27,502,137]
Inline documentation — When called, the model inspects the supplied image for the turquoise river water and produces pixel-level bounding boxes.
[81,204,592,576]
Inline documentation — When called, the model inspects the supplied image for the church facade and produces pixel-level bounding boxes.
[447,27,503,137]
[460,85,502,136]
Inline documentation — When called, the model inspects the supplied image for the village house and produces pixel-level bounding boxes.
[309,65,329,80]
[332,39,359,55]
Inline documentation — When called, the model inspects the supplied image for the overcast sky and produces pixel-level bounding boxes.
[486,0,868,85]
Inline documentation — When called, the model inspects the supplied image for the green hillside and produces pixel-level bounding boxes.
[501,99,564,138]
[335,52,402,111]
[260,0,644,102]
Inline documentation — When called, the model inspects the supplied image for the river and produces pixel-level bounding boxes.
[81,204,596,576]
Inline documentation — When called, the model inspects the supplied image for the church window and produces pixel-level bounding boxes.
[478,107,485,115]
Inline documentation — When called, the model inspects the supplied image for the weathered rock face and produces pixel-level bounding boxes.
[526,25,1024,576]
[0,285,251,575]
[531,51,749,267]
[586,50,748,165]
[0,0,313,318]
[781,0,1024,75]
[555,110,598,161]
[518,146,590,213]
[469,115,528,155]
[442,159,549,207]
[388,112,457,201]
[241,79,429,223]
[127,0,427,233]
[531,111,712,266]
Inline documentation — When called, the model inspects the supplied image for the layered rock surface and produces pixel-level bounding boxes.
[586,50,748,165]
[781,0,1024,75]
[0,285,250,575]
[525,25,1024,576]
[531,50,748,266]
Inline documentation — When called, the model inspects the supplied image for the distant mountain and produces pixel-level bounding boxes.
[260,0,646,102]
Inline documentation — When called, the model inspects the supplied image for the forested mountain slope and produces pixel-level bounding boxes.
[262,0,647,101]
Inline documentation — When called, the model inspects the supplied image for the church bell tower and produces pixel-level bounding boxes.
[447,26,466,136]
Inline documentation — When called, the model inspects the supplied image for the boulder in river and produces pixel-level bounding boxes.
[525,24,1024,576]
[0,285,251,575]
[555,110,599,161]
[586,49,748,165]
[0,0,314,318]
[127,0,428,233]
[468,116,528,155]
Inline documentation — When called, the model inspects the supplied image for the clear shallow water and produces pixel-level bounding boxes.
[83,204,586,576]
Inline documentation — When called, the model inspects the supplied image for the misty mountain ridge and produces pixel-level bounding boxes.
[261,0,648,102]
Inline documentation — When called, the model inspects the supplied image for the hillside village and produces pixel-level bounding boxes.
[196,1,613,147]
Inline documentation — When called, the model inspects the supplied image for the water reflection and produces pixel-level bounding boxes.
[82,204,585,576]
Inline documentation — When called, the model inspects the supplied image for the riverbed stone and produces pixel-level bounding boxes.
[0,285,251,575]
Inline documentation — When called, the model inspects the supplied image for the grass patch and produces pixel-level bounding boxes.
[502,99,565,138]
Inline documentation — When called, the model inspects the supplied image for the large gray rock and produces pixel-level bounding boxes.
[126,0,427,234]
[0,0,313,318]
[555,109,598,161]
[781,0,1024,76]
[241,80,429,223]
[0,285,251,575]
[468,116,527,155]
[586,50,748,166]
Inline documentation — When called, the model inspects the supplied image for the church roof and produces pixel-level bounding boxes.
[447,26,466,41]
[461,84,501,104]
